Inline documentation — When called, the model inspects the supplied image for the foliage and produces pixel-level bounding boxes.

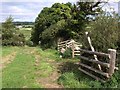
[84,13,119,52]
[58,60,120,88]
[31,2,102,48]
[31,3,73,46]
[26,40,34,47]
[18,27,32,41]
[58,72,90,88]
[57,62,103,88]
[117,22,120,50]
[2,16,25,46]
[62,48,72,58]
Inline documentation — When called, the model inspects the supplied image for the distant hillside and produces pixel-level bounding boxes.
[13,22,34,26]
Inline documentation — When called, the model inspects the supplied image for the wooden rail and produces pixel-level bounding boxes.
[78,49,118,82]
[57,39,118,82]
[79,63,109,78]
[58,40,70,44]
[79,49,109,57]
[57,40,71,51]
[57,39,82,53]
[78,68,106,83]
[79,56,110,68]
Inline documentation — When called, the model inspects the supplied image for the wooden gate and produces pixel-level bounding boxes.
[78,48,118,82]
[57,39,118,82]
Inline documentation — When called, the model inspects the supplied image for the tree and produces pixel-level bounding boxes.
[31,3,73,46]
[84,13,119,52]
[31,1,103,48]
[2,16,25,46]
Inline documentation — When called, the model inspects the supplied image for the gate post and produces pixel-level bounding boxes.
[57,39,60,51]
[72,40,75,58]
[108,49,116,77]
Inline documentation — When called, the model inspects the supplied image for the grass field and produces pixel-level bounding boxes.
[19,27,32,40]
[2,46,120,88]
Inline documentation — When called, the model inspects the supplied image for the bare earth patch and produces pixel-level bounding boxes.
[1,52,17,69]
[31,49,63,88]
[37,59,63,88]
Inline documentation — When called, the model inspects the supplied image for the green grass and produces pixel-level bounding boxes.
[58,72,91,88]
[32,47,56,78]
[2,46,120,88]
[2,47,41,88]
[19,27,32,40]
[2,46,58,88]
[2,46,18,57]
[36,61,53,77]
[57,60,120,88]
[36,47,60,60]
[58,71,102,88]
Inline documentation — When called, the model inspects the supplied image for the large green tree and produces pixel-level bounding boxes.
[31,1,102,48]
[31,3,73,45]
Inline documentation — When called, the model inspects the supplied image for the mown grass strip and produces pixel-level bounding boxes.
[2,47,18,57]
[2,52,41,88]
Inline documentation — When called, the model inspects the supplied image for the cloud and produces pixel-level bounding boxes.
[1,0,77,3]
[0,0,119,22]
[1,2,47,22]
[1,1,77,22]
[118,1,120,16]
[1,0,120,3]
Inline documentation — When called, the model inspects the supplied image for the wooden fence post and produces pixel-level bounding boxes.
[65,42,67,50]
[108,49,116,77]
[72,40,75,58]
[57,39,60,51]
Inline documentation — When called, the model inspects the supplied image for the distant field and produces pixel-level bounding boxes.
[19,27,32,40]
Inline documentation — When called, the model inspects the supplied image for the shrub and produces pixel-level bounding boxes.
[58,72,90,88]
[2,16,25,46]
[62,48,72,58]
[84,13,119,52]
[82,14,119,52]
[26,40,34,47]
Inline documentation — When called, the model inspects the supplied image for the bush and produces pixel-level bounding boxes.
[62,48,72,58]
[58,72,90,88]
[2,16,25,46]
[26,40,34,47]
[84,13,119,52]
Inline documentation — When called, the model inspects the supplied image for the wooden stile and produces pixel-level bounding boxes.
[75,54,80,55]
[57,39,118,82]
[59,40,70,44]
[74,51,80,53]
[72,41,75,58]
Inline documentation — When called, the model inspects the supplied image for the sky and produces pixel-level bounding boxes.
[0,0,119,22]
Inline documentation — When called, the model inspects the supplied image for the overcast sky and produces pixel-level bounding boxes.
[0,0,119,22]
